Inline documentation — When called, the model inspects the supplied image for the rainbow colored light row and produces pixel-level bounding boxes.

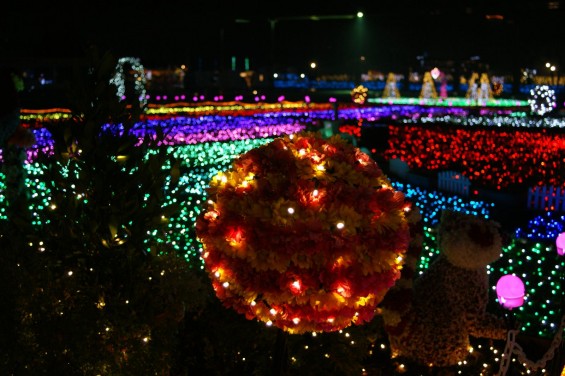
[368,97,530,108]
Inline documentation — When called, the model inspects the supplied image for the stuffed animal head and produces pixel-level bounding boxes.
[437,210,502,269]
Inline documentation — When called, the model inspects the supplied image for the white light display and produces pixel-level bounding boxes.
[528,85,556,116]
[110,57,148,107]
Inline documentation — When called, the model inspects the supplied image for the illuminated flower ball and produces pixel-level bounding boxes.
[529,85,556,116]
[351,85,369,105]
[196,132,412,334]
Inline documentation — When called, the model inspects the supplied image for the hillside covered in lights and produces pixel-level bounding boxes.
[2,97,564,375]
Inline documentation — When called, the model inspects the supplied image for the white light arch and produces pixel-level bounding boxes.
[109,57,147,107]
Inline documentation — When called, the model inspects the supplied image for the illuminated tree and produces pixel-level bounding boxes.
[419,71,438,99]
[382,73,401,98]
[109,56,147,108]
[1,48,208,375]
[466,72,479,101]
[477,73,493,104]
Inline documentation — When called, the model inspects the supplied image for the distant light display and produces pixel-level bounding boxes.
[368,97,529,108]
[351,85,369,104]
[419,71,438,99]
[109,57,148,107]
[529,85,556,116]
[400,114,565,129]
[2,102,563,347]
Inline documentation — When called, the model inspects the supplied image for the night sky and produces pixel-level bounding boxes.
[1,0,564,75]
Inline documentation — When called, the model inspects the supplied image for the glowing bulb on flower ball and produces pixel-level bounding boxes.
[496,275,525,310]
[556,232,565,256]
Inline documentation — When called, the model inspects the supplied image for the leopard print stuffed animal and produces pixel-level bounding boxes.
[380,209,508,367]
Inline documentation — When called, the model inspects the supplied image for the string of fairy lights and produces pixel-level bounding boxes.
[399,114,565,129]
[19,103,539,131]
[1,102,564,375]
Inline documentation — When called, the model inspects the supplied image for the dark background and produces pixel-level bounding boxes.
[1,0,563,75]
